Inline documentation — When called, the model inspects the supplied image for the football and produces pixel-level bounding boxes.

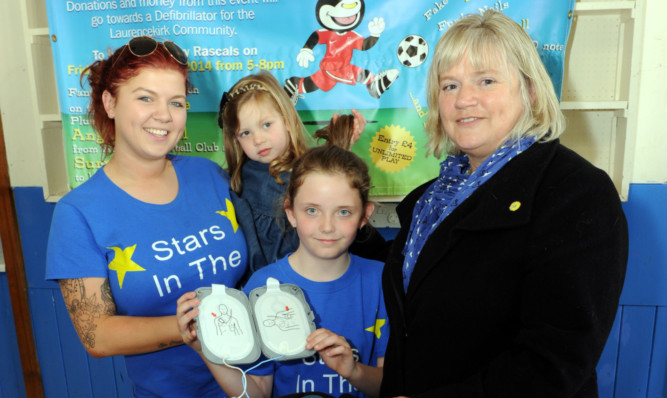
[397,34,429,68]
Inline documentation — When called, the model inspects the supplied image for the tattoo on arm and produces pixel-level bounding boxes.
[60,278,117,350]
[100,279,116,314]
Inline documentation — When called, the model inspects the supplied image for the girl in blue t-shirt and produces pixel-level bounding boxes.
[178,131,388,398]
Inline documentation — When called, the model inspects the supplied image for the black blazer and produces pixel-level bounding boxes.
[381,140,628,397]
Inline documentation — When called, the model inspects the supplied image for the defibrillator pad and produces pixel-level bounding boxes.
[195,277,316,365]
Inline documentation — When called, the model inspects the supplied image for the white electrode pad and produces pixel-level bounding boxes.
[195,284,261,365]
[248,277,316,360]
[195,278,315,364]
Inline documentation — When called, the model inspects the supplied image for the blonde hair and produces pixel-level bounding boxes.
[219,71,310,193]
[425,9,565,158]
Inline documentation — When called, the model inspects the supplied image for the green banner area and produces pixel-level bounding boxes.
[302,108,442,197]
[63,106,440,196]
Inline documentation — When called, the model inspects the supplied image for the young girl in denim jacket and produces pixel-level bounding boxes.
[218,71,370,275]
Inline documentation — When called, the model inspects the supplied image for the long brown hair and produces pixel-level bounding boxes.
[285,144,371,213]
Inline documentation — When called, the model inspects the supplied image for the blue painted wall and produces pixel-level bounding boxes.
[0,184,665,397]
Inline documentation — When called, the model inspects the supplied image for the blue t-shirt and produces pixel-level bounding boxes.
[46,155,248,398]
[243,254,388,398]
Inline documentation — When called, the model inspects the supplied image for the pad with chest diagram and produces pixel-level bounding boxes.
[196,277,316,365]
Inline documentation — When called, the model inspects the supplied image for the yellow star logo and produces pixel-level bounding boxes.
[365,318,386,339]
[107,244,146,289]
[216,198,239,232]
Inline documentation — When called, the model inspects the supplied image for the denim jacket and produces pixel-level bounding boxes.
[230,160,299,276]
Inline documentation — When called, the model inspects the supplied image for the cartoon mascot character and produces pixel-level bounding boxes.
[284,0,399,104]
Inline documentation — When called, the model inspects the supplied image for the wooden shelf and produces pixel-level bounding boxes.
[560,101,628,111]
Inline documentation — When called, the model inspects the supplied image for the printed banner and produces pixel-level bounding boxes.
[45,0,575,196]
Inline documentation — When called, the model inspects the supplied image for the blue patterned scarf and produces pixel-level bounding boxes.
[402,137,535,291]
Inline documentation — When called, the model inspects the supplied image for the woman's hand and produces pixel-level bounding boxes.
[176,291,202,353]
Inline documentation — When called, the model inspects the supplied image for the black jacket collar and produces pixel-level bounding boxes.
[397,139,559,232]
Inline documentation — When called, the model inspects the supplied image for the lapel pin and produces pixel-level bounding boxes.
[509,201,521,211]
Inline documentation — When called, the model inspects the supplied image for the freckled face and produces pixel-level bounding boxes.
[235,99,290,164]
[285,172,371,262]
[103,68,187,162]
[438,55,525,170]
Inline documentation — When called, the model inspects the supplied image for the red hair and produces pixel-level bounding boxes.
[81,40,189,156]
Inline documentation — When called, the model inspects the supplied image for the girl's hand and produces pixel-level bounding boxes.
[331,109,367,148]
[176,291,202,353]
[306,328,357,379]
[349,108,367,147]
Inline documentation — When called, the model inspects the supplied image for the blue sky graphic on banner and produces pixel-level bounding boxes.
[46,0,575,196]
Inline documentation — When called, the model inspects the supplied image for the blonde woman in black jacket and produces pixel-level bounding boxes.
[380,10,628,398]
